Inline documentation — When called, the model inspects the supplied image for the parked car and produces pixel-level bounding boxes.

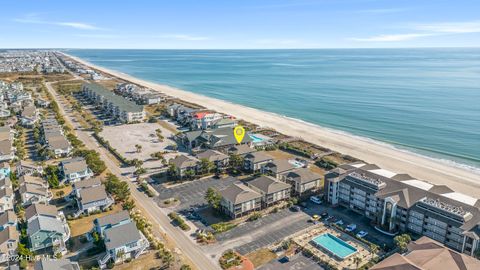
[310,196,322,204]
[320,211,329,219]
[356,231,368,238]
[290,205,301,212]
[346,224,357,232]
[335,219,344,225]
[279,256,290,263]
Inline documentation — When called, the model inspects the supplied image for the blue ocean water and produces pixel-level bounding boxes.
[66,49,480,170]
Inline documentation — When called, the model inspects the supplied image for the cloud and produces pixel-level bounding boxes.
[349,33,434,42]
[350,20,480,42]
[412,21,480,33]
[14,15,102,30]
[157,34,210,41]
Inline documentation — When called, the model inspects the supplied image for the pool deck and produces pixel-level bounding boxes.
[312,233,357,260]
[293,225,373,270]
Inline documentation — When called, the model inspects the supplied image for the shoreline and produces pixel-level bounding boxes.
[63,52,480,198]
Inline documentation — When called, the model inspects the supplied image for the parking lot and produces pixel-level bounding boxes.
[259,253,323,270]
[154,176,238,211]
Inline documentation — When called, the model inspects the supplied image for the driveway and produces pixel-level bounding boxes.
[259,253,323,270]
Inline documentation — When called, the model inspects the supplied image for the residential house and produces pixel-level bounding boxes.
[0,177,12,190]
[16,160,44,176]
[35,98,50,108]
[247,176,291,207]
[19,183,51,206]
[71,177,102,198]
[25,203,58,223]
[34,259,80,270]
[93,210,131,236]
[243,151,273,172]
[18,175,47,188]
[75,186,113,215]
[196,149,229,171]
[190,111,223,130]
[227,144,256,156]
[47,136,72,158]
[0,210,17,231]
[212,118,237,129]
[0,187,14,213]
[370,236,480,270]
[20,105,39,127]
[59,157,94,183]
[219,181,262,219]
[261,159,297,180]
[27,215,70,254]
[0,227,19,263]
[0,162,10,179]
[169,155,198,178]
[283,168,322,196]
[98,222,149,268]
[0,139,13,162]
[179,127,253,152]
[325,162,480,256]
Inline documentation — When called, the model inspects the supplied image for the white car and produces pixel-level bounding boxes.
[345,224,357,232]
[356,231,368,238]
[335,219,344,225]
[310,196,322,204]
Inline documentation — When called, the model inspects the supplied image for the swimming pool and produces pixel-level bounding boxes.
[249,134,265,143]
[312,233,357,260]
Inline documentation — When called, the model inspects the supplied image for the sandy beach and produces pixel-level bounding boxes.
[64,53,480,198]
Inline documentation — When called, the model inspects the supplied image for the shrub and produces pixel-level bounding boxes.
[248,212,262,221]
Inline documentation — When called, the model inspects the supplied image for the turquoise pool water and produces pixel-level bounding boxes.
[249,134,265,143]
[312,233,357,259]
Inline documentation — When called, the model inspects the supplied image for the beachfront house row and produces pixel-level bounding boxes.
[283,168,322,196]
[59,157,94,183]
[325,162,480,257]
[0,210,17,231]
[0,226,19,263]
[247,176,291,207]
[169,155,199,178]
[27,215,70,254]
[219,181,262,219]
[243,151,273,172]
[0,187,14,213]
[75,185,114,216]
[196,149,229,171]
[82,82,146,123]
[16,160,44,176]
[261,159,297,180]
[95,212,149,269]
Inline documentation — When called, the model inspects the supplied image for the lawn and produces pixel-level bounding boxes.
[115,251,165,270]
[245,248,277,268]
[68,203,123,237]
[52,185,73,199]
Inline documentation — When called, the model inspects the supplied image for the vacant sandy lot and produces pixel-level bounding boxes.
[100,122,180,169]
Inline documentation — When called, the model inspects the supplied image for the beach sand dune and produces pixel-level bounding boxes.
[65,53,480,198]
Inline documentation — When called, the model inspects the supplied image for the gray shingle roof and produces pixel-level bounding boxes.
[104,222,142,250]
[95,210,130,227]
[228,144,256,156]
[73,177,101,189]
[169,155,198,169]
[220,181,262,204]
[264,159,296,173]
[247,176,291,194]
[34,259,80,270]
[79,186,108,204]
[244,151,273,163]
[27,216,65,235]
[0,210,16,226]
[61,157,88,175]
[196,149,228,162]
[284,168,321,184]
[25,203,58,221]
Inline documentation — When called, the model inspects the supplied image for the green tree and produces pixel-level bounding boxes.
[199,158,215,175]
[122,199,136,211]
[44,165,60,188]
[184,169,195,179]
[168,163,178,178]
[180,265,192,270]
[205,187,222,210]
[369,243,379,259]
[228,153,243,172]
[353,256,362,269]
[135,144,142,153]
[394,234,412,253]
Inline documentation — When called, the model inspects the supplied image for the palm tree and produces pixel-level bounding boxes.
[135,144,142,153]
[353,256,362,269]
[370,244,379,260]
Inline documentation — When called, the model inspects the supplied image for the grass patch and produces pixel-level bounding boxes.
[245,248,277,268]
[68,204,122,237]
[211,222,236,234]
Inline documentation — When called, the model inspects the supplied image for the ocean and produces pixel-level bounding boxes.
[66,49,480,171]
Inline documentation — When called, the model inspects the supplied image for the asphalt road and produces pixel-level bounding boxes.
[45,80,221,270]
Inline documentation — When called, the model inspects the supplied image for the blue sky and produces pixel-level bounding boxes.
[1,0,480,49]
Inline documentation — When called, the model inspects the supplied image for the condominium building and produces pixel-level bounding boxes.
[82,83,145,123]
[325,162,480,257]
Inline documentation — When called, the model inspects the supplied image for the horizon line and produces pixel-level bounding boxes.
[1,46,480,50]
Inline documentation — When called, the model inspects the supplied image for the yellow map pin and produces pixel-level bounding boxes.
[233,126,245,144]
